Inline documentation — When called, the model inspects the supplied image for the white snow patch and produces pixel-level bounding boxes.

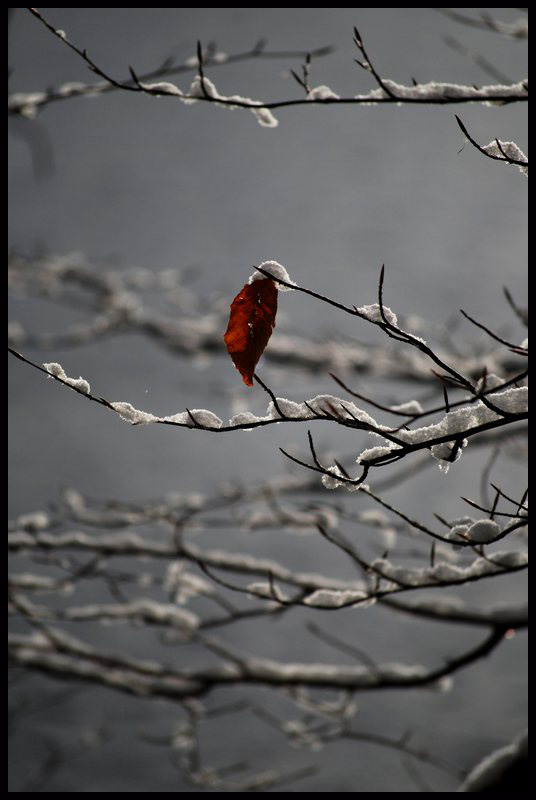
[359,509,390,526]
[483,386,527,416]
[320,466,369,493]
[482,140,528,176]
[488,18,528,39]
[164,561,214,604]
[446,524,473,548]
[303,589,368,608]
[355,386,527,471]
[158,411,192,424]
[354,79,528,105]
[15,511,50,532]
[8,92,47,118]
[182,75,278,127]
[448,519,502,545]
[111,403,222,428]
[475,373,507,392]
[307,85,340,101]
[246,582,289,601]
[111,402,158,425]
[9,573,62,592]
[67,598,200,629]
[8,92,48,118]
[266,398,314,420]
[357,444,402,464]
[252,107,279,128]
[140,80,184,97]
[228,411,267,427]
[431,439,468,473]
[183,409,223,429]
[305,395,380,426]
[371,549,527,588]
[389,400,424,415]
[489,550,527,569]
[321,466,345,490]
[56,81,89,97]
[355,303,398,326]
[242,505,338,533]
[346,482,370,493]
[249,260,296,291]
[43,362,91,394]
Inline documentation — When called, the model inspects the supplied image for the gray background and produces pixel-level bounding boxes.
[9,8,527,792]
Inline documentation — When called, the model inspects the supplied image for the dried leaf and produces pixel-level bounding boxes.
[224,278,278,386]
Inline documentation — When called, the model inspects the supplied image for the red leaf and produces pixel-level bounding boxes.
[224,278,278,386]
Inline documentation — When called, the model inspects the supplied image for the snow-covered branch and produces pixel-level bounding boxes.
[8,29,333,119]
[455,116,528,175]
[8,9,527,790]
[9,252,525,384]
[7,616,511,695]
[9,434,527,789]
[11,9,527,129]
[9,257,527,488]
